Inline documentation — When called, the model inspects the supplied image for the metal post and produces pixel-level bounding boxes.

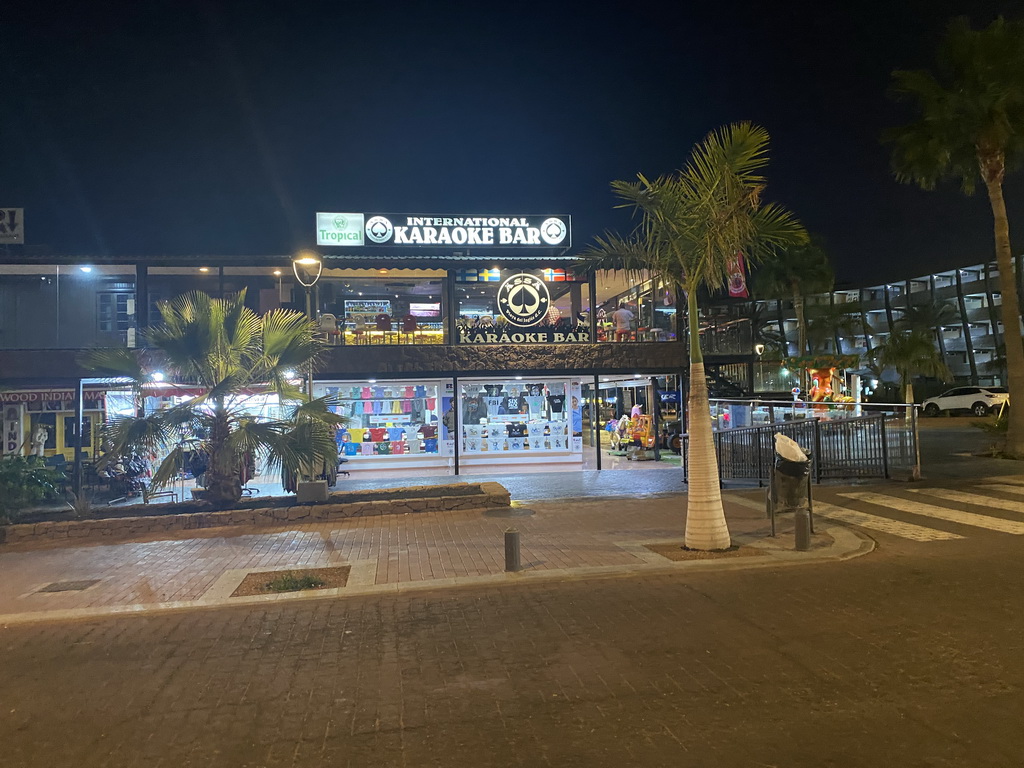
[305,286,314,399]
[813,418,823,484]
[794,509,811,551]
[504,527,521,572]
[911,403,921,481]
[588,273,598,342]
[650,376,661,461]
[593,374,602,470]
[880,414,890,479]
[446,269,458,345]
[451,375,461,476]
[72,378,84,498]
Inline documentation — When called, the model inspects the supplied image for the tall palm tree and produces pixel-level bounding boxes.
[580,123,806,550]
[869,329,952,407]
[84,291,344,505]
[887,16,1024,456]
[752,242,834,357]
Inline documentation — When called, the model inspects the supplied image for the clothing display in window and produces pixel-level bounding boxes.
[547,394,566,413]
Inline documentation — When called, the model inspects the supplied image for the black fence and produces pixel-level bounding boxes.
[682,412,916,484]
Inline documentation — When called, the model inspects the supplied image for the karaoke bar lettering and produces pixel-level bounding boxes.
[458,329,590,344]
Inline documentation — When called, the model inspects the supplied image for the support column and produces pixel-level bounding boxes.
[593,374,602,470]
[445,270,458,345]
[218,266,225,299]
[452,375,460,475]
[983,263,1002,382]
[135,264,149,332]
[955,270,979,384]
[588,273,599,342]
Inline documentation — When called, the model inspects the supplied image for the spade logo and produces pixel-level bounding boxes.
[365,216,394,243]
[497,273,550,327]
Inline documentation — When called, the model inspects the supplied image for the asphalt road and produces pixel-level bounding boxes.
[2,486,1022,768]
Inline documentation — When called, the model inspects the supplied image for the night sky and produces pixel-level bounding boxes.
[2,0,1022,285]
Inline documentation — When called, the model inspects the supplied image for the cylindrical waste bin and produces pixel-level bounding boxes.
[770,433,812,513]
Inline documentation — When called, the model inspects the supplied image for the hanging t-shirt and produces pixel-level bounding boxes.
[506,422,528,438]
[425,397,436,411]
[527,423,546,438]
[508,438,525,451]
[503,395,525,414]
[348,429,364,443]
[372,386,384,398]
[350,387,361,399]
[424,437,438,453]
[368,427,388,442]
[363,401,373,414]
[372,400,383,414]
[361,386,372,399]
[406,437,421,453]
[387,427,405,441]
[403,386,415,399]
[525,396,545,414]
[547,394,566,413]
[483,384,504,396]
[392,440,406,454]
[360,443,375,456]
[415,385,427,398]
[484,396,504,415]
[343,442,359,456]
[420,425,437,439]
[487,436,505,452]
[463,397,486,423]
[527,383,544,396]
[375,441,391,455]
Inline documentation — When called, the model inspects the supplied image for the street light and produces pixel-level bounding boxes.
[292,251,323,397]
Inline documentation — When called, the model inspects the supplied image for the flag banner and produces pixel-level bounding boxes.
[727,253,749,298]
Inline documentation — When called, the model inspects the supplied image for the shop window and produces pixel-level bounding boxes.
[317,380,453,463]
[459,378,583,460]
[456,268,590,343]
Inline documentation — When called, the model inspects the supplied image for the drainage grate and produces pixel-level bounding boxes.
[36,580,101,593]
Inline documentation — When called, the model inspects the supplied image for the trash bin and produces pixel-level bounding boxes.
[770,433,811,513]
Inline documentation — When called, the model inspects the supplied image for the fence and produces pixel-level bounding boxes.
[682,399,919,483]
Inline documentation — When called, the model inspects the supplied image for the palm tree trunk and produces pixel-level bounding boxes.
[206,408,242,505]
[684,289,731,550]
[983,176,1024,457]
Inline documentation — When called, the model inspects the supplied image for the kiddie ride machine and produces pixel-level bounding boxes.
[609,414,657,460]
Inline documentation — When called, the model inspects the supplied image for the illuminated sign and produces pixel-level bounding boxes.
[316,212,365,246]
[316,213,571,249]
[497,273,550,327]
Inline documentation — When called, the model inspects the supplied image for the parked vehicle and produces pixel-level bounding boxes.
[921,386,1008,417]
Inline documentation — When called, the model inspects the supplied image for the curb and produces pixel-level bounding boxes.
[0,525,874,628]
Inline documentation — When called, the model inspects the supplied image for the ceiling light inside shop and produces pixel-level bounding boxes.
[79,266,93,273]
[199,267,210,273]
[273,270,282,276]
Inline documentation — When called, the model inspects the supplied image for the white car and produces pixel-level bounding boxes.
[921,386,1009,417]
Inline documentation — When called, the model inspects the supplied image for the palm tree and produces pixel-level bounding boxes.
[84,291,344,506]
[580,123,806,550]
[806,302,872,354]
[869,329,952,407]
[752,242,834,357]
[895,298,959,360]
[887,16,1024,456]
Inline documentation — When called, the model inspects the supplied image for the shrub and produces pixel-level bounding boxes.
[0,456,64,523]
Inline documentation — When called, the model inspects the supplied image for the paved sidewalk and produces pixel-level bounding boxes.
[0,490,868,625]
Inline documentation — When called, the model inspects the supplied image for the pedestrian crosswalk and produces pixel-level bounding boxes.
[839,491,1024,535]
[730,479,1024,543]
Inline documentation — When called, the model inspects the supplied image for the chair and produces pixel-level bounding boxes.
[401,314,419,344]
[317,313,342,345]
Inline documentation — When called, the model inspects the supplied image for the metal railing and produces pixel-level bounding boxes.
[682,399,919,483]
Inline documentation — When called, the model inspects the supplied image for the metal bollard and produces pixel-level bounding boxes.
[505,527,521,572]
[794,509,811,551]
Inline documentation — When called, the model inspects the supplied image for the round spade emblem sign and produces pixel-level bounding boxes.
[497,273,550,327]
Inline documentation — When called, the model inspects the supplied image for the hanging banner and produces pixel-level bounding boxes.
[727,253,749,298]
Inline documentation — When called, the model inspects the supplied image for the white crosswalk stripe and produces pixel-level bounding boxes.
[979,483,1024,497]
[910,487,1024,514]
[812,502,963,541]
[983,476,1024,486]
[839,491,1024,535]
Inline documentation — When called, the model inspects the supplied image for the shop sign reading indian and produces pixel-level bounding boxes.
[459,273,590,344]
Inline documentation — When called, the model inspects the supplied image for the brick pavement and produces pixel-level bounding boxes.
[1,526,1021,768]
[0,491,860,624]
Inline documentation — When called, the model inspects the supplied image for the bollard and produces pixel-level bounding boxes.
[505,527,521,572]
[794,509,811,551]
